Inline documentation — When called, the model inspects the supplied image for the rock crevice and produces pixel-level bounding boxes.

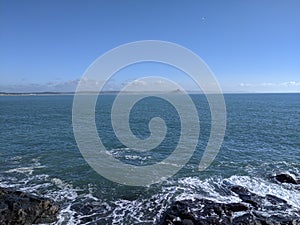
[0,187,59,225]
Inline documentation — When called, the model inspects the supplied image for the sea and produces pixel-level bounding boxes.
[0,93,299,224]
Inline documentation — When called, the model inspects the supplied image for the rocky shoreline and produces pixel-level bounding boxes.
[162,173,300,225]
[0,187,59,225]
[0,173,299,225]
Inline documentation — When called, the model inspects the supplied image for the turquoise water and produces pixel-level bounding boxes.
[0,94,299,224]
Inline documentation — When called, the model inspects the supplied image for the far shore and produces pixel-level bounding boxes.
[1,91,299,96]
[0,92,75,96]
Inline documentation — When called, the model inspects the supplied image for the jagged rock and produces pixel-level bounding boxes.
[162,198,249,225]
[161,185,300,225]
[232,213,257,225]
[0,187,59,225]
[230,185,263,208]
[273,173,299,184]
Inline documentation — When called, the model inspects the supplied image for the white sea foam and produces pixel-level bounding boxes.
[2,163,300,225]
[10,156,23,161]
[6,166,41,175]
[55,204,78,225]
[176,176,241,203]
[224,175,300,210]
[5,158,45,175]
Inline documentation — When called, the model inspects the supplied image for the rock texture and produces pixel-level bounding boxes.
[162,185,300,225]
[273,173,299,184]
[0,187,59,225]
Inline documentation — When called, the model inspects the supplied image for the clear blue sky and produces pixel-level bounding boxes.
[1,0,299,92]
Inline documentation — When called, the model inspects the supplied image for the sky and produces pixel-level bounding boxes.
[0,0,299,93]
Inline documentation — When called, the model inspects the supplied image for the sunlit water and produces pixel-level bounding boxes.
[0,93,299,224]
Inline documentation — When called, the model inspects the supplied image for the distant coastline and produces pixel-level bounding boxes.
[0,91,114,96]
[0,91,299,96]
[0,91,75,96]
[0,91,192,96]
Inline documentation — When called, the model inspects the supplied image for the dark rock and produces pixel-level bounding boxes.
[224,202,249,213]
[273,173,299,184]
[181,219,194,225]
[265,194,287,205]
[230,185,263,208]
[230,185,292,213]
[232,213,253,224]
[0,187,59,225]
[162,198,249,225]
[266,214,300,225]
[161,185,299,225]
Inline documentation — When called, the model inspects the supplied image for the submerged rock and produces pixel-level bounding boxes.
[161,185,300,225]
[0,187,59,225]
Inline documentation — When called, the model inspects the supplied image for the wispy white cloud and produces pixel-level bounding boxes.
[2,77,299,93]
[280,81,300,86]
[120,77,184,92]
[0,80,79,93]
[239,82,252,87]
[260,82,276,86]
[130,80,146,86]
[235,81,300,93]
[0,78,124,93]
[239,81,300,87]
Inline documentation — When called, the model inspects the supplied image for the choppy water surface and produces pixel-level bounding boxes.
[0,94,299,224]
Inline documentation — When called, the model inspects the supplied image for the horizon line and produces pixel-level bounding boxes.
[0,91,299,96]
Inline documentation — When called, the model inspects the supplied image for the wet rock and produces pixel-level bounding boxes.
[162,198,249,225]
[0,187,59,225]
[232,213,257,225]
[265,194,287,205]
[223,202,249,213]
[181,219,194,225]
[161,185,299,225]
[273,173,299,184]
[230,185,264,208]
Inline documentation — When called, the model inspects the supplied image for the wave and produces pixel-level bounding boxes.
[1,158,299,224]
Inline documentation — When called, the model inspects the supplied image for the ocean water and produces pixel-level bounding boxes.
[0,93,299,224]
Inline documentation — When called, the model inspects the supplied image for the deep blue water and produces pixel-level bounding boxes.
[0,93,299,224]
